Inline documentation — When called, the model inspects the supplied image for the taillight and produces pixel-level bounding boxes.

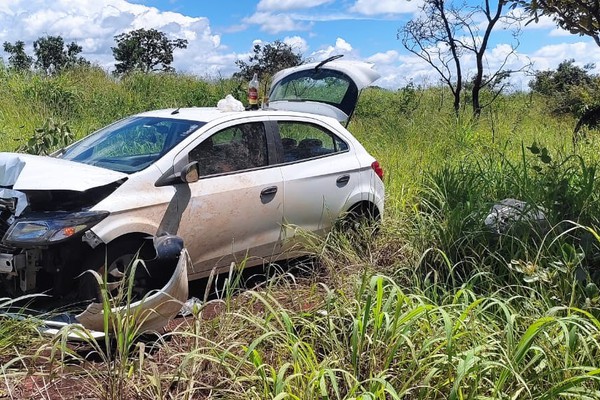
[371,160,384,180]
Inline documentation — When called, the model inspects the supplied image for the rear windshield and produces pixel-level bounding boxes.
[59,117,203,173]
[269,69,358,116]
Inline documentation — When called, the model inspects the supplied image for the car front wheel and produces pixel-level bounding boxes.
[77,238,154,304]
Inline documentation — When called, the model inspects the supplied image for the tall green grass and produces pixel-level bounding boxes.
[0,66,243,150]
[1,66,600,398]
[8,257,600,399]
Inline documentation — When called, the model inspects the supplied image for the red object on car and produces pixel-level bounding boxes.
[371,160,384,180]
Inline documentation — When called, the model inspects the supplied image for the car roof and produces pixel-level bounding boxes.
[136,107,343,126]
[137,107,237,122]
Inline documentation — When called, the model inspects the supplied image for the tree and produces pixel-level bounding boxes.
[3,40,32,71]
[399,0,527,117]
[33,35,88,75]
[529,59,595,95]
[529,59,600,116]
[234,40,303,84]
[112,28,188,75]
[520,0,600,47]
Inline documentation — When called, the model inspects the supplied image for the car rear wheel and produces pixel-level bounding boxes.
[341,202,380,234]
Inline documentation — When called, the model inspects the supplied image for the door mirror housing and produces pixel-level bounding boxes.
[181,162,200,183]
[155,161,200,187]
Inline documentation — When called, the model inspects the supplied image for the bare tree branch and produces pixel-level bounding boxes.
[399,0,527,117]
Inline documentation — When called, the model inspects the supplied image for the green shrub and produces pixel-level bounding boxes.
[17,118,74,155]
[529,59,600,116]
[23,74,81,119]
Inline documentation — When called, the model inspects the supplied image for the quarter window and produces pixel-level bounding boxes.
[278,122,348,162]
[189,122,268,176]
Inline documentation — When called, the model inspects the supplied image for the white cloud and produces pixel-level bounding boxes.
[1,0,598,91]
[0,0,231,76]
[365,38,600,91]
[369,54,432,88]
[530,41,600,71]
[283,36,309,53]
[512,9,574,37]
[257,0,334,12]
[366,50,400,65]
[521,12,559,30]
[349,0,421,16]
[548,27,575,37]
[243,11,312,33]
[365,41,532,90]
[308,37,355,61]
[335,37,352,52]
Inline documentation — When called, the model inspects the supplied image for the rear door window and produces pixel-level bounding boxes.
[270,69,358,118]
[277,121,348,163]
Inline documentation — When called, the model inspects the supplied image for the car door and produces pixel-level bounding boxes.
[275,119,361,243]
[175,121,284,277]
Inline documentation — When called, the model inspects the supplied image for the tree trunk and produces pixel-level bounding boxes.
[471,0,503,118]
[453,89,461,116]
[472,58,483,118]
[437,0,462,116]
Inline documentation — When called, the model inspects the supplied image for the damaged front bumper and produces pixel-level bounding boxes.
[43,246,190,337]
[0,209,111,295]
[76,235,190,333]
[0,152,189,335]
[5,235,190,337]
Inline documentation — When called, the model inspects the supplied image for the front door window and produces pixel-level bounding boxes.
[189,122,268,176]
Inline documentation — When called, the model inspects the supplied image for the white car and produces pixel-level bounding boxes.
[0,58,384,326]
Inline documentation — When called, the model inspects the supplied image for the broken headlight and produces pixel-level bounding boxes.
[3,210,109,246]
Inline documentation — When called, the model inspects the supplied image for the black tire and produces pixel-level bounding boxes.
[77,238,154,303]
[340,203,380,235]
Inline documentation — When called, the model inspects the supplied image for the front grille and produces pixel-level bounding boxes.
[0,211,17,254]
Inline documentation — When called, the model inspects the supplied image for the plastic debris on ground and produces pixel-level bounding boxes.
[179,297,202,317]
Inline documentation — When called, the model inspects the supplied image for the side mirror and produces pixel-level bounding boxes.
[180,162,199,183]
[154,161,200,187]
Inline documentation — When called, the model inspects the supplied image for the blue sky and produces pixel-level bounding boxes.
[0,0,598,89]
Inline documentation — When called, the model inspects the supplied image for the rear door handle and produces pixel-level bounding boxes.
[261,186,278,196]
[336,175,350,186]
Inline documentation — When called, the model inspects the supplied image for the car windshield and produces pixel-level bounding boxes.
[59,116,204,173]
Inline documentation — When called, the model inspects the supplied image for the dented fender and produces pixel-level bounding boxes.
[90,211,162,244]
[89,169,185,243]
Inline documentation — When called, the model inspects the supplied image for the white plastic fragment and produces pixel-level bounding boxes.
[484,198,548,234]
[76,248,190,333]
[179,296,202,317]
[217,94,244,112]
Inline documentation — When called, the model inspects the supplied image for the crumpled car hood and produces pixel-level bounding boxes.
[0,152,128,191]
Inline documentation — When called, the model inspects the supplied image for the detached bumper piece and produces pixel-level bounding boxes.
[44,235,190,338]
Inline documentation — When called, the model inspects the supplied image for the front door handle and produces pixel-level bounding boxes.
[261,186,278,197]
[336,175,350,186]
